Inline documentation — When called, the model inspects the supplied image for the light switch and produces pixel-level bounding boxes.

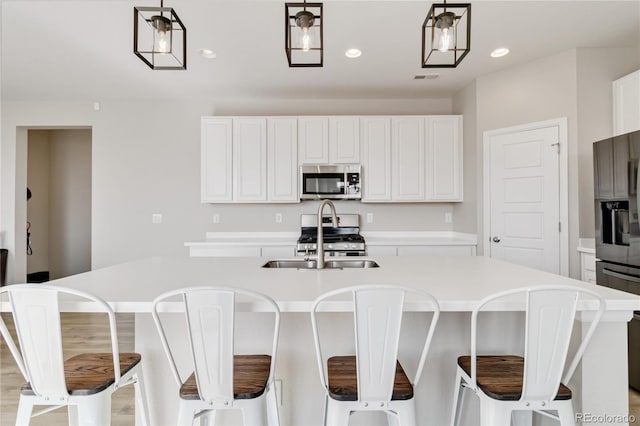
[213,213,220,224]
[275,213,283,223]
[152,213,162,224]
[445,212,452,223]
[366,213,374,224]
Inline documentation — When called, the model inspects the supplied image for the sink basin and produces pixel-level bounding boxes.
[261,259,379,269]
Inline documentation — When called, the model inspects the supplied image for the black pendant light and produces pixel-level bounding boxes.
[134,0,187,70]
[285,1,323,67]
[422,1,471,68]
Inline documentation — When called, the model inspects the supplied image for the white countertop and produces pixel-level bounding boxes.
[18,255,639,314]
[184,231,477,247]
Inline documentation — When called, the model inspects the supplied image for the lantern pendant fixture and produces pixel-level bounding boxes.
[285,1,323,67]
[134,0,187,70]
[422,0,471,68]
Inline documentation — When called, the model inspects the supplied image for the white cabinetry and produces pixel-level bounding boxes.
[613,70,640,136]
[268,118,298,202]
[329,117,360,163]
[201,117,298,203]
[298,118,329,164]
[392,117,425,201]
[298,117,360,164]
[201,118,233,202]
[361,117,392,201]
[426,116,463,201]
[580,252,597,284]
[367,245,475,256]
[233,118,267,202]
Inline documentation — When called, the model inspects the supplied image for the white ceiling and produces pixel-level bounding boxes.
[2,0,639,101]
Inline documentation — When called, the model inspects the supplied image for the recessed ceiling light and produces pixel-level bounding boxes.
[200,49,217,59]
[490,48,510,58]
[345,48,362,58]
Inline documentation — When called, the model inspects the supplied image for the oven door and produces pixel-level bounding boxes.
[301,173,346,199]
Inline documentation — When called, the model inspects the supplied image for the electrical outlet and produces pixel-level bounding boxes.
[445,212,452,223]
[275,213,283,223]
[213,213,220,224]
[366,213,374,224]
[151,213,162,224]
[275,379,283,406]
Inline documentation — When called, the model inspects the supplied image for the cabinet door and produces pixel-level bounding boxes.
[233,118,267,202]
[268,118,299,202]
[298,118,329,164]
[426,116,463,201]
[361,117,392,201]
[329,117,360,163]
[594,139,614,199]
[613,70,640,136]
[392,117,425,201]
[201,117,233,202]
[614,136,630,198]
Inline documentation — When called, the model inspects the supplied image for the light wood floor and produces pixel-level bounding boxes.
[1,313,135,426]
[2,312,640,425]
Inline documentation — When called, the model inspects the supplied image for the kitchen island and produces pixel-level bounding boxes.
[5,255,638,426]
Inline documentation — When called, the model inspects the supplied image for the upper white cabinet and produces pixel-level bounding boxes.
[201,118,233,202]
[392,117,426,201]
[361,117,392,201]
[268,118,298,202]
[329,117,360,163]
[202,117,299,203]
[233,118,267,202]
[298,118,329,164]
[299,117,360,164]
[425,116,463,201]
[613,70,640,136]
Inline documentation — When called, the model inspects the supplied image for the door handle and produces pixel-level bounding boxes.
[603,268,640,283]
[492,236,501,243]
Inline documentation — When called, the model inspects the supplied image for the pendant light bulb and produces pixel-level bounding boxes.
[433,11,455,53]
[151,14,172,54]
[301,27,311,52]
[295,9,315,53]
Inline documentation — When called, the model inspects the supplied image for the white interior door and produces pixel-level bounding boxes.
[486,124,562,274]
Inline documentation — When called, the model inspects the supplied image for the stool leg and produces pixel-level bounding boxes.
[15,395,33,426]
[133,367,151,426]
[241,398,268,426]
[266,382,280,426]
[75,393,111,426]
[479,399,510,426]
[392,399,417,426]
[200,410,216,426]
[177,400,195,426]
[450,368,464,426]
[325,399,350,426]
[557,400,576,426]
[386,412,400,426]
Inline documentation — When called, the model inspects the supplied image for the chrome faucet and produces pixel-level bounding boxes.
[316,199,338,269]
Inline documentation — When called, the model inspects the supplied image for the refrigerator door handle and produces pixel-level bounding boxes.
[603,268,640,283]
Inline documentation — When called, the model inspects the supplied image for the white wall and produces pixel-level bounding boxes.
[576,48,640,238]
[452,80,477,235]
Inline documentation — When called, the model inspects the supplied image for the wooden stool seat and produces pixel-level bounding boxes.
[457,355,572,401]
[180,355,271,400]
[21,352,142,396]
[327,356,414,402]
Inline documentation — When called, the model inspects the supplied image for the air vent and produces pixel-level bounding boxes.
[415,73,439,80]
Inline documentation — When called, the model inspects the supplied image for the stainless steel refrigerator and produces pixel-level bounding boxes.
[593,129,640,390]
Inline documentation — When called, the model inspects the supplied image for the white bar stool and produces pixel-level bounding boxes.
[310,284,440,426]
[450,285,606,426]
[0,284,150,426]
[152,286,281,426]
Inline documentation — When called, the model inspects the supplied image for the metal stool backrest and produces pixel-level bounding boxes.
[152,286,280,404]
[0,284,121,400]
[311,285,440,405]
[470,285,605,402]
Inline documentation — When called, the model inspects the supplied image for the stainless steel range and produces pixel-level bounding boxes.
[296,214,366,256]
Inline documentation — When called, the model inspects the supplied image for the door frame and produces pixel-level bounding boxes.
[482,117,569,276]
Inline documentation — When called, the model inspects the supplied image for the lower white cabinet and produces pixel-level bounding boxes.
[367,245,475,256]
[189,245,295,257]
[580,252,597,284]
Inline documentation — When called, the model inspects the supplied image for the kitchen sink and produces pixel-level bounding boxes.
[261,259,379,269]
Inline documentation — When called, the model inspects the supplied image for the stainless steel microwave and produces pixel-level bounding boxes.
[300,164,361,200]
